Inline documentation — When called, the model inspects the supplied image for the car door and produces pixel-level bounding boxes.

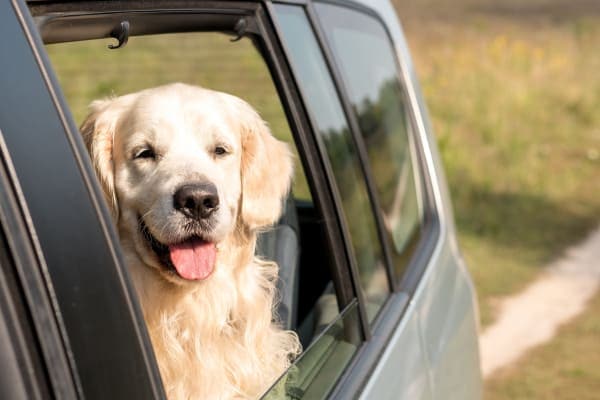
[0,1,165,398]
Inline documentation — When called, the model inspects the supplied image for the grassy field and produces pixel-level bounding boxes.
[485,291,600,399]
[394,0,600,326]
[393,0,600,397]
[47,33,284,127]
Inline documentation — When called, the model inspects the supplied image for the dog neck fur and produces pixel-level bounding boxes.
[124,226,300,399]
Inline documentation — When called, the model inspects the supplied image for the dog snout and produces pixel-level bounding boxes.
[174,183,220,220]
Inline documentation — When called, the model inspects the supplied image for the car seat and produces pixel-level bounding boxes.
[256,195,300,330]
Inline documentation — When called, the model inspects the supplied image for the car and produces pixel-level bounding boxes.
[0,0,482,399]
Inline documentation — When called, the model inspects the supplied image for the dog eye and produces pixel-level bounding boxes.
[134,148,156,160]
[214,146,228,156]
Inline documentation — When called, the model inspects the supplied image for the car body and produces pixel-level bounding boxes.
[0,0,482,399]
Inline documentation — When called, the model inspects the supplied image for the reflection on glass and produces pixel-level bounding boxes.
[262,301,361,400]
[275,4,389,322]
[316,3,423,281]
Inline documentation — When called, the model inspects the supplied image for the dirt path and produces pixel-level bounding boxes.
[479,227,600,378]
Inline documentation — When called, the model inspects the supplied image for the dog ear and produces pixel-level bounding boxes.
[239,104,293,231]
[80,98,126,221]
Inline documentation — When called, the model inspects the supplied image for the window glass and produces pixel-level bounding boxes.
[262,301,361,400]
[275,4,390,322]
[315,3,424,282]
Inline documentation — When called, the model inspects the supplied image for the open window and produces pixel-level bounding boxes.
[29,2,364,398]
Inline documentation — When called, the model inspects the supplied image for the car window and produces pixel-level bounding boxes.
[41,14,356,398]
[274,4,390,324]
[315,3,424,283]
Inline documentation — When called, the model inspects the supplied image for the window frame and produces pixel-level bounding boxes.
[311,1,427,285]
[6,1,169,398]
[307,0,441,298]
[254,2,361,320]
[269,0,441,316]
[266,1,374,340]
[306,1,400,296]
[0,135,66,400]
[268,1,442,397]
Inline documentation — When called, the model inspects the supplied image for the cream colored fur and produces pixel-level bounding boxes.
[81,83,301,399]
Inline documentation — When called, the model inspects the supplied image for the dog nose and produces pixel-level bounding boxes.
[174,183,220,220]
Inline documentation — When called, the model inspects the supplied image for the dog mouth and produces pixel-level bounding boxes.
[139,218,216,281]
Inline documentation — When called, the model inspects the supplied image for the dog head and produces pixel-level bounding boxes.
[81,83,292,283]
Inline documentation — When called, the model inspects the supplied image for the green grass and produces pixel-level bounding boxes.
[47,33,284,126]
[393,0,600,397]
[394,2,600,325]
[485,292,600,399]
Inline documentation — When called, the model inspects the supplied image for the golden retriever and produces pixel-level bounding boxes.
[81,83,301,399]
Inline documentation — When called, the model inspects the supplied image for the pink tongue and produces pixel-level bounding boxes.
[168,238,216,280]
